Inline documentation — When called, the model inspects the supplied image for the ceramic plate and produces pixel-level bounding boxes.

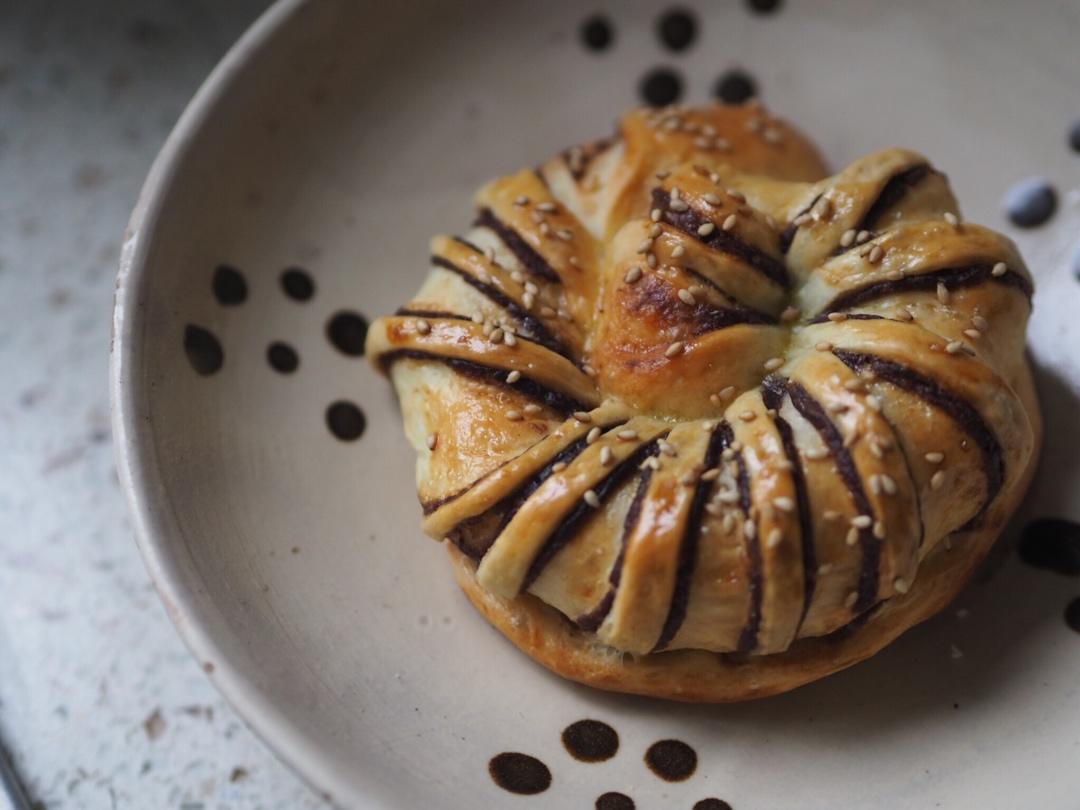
[112,1,1080,807]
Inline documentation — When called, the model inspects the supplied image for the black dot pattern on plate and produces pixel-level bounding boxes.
[325,400,366,441]
[280,267,315,301]
[562,719,619,762]
[1003,178,1057,227]
[326,311,369,356]
[644,739,697,782]
[746,0,783,14]
[1066,597,1080,633]
[596,792,635,810]
[183,324,223,375]
[640,67,683,107]
[1073,246,1080,284]
[1018,518,1080,576]
[488,752,551,795]
[657,8,697,52]
[1068,120,1080,153]
[714,69,758,105]
[694,800,734,810]
[581,14,614,52]
[267,341,299,374]
[212,264,247,305]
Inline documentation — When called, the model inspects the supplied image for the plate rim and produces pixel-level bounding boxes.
[108,0,365,805]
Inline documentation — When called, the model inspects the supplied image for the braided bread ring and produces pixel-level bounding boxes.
[366,104,1040,701]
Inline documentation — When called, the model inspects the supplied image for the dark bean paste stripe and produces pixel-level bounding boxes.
[856,164,934,233]
[732,418,765,653]
[394,307,469,322]
[652,189,789,288]
[760,375,817,629]
[778,193,821,255]
[521,438,665,592]
[786,379,880,612]
[820,263,1032,316]
[429,254,571,358]
[451,235,484,254]
[683,268,776,326]
[806,312,884,325]
[377,349,589,415]
[652,424,730,652]
[474,208,561,284]
[576,444,661,631]
[832,349,1003,530]
[561,136,615,181]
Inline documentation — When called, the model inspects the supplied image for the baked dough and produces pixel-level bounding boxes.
[366,103,1041,701]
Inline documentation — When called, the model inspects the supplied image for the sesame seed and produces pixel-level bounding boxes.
[506,409,523,421]
[763,128,783,144]
[963,328,981,340]
[514,195,529,206]
[537,201,557,213]
[719,385,736,401]
[823,509,841,521]
[506,370,521,384]
[804,447,830,460]
[643,456,661,471]
[504,332,517,347]
[573,411,592,423]
[650,208,662,222]
[739,410,756,422]
[880,474,898,495]
[415,318,431,335]
[792,213,812,227]
[845,591,859,609]
[744,521,757,540]
[815,341,833,352]
[658,439,676,456]
[489,327,505,344]
[678,289,697,306]
[697,222,716,237]
[722,214,737,231]
[873,520,886,539]
[840,229,856,248]
[670,186,681,200]
[582,364,597,377]
[586,426,602,444]
[617,429,639,441]
[767,528,783,548]
[523,403,541,415]
[705,502,723,517]
[937,283,950,304]
[551,461,567,473]
[720,512,735,533]
[868,245,884,264]
[624,266,643,284]
[851,514,873,529]
[558,308,572,321]
[780,306,800,322]
[844,379,864,392]
[856,230,871,243]
[773,496,795,513]
[885,270,904,281]
[868,442,884,459]
[649,223,663,238]
[568,256,582,268]
[599,446,613,466]
[669,199,689,212]
[813,196,833,221]
[540,306,557,318]
[866,394,883,412]
[637,238,654,253]
[931,470,946,490]
[646,253,658,268]
[747,118,763,133]
[763,357,784,371]
[869,474,882,495]
[846,527,859,546]
[584,490,601,508]
[665,341,685,358]
[945,341,963,354]
[717,489,739,504]
[704,192,722,205]
[972,314,989,331]
[925,452,944,464]
[522,292,535,309]
[944,211,959,226]
[893,578,910,594]
[730,440,743,451]
[671,244,686,258]
[679,471,698,486]
[991,262,1007,277]
[426,434,438,450]
[701,468,721,481]
[818,563,834,575]
[827,312,848,322]
[556,228,574,242]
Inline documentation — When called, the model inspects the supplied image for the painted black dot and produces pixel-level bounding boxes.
[1019,518,1080,577]
[581,14,614,52]
[644,739,697,782]
[657,8,697,52]
[746,0,783,14]
[326,401,366,441]
[639,67,683,107]
[183,324,223,375]
[596,792,635,810]
[714,69,758,105]
[1003,178,1057,228]
[694,800,734,810]
[1066,597,1080,633]
[1068,120,1080,153]
[326,311,369,356]
[488,753,551,795]
[280,268,315,301]
[212,264,247,305]
[267,342,299,374]
[562,719,619,762]
[1073,246,1080,284]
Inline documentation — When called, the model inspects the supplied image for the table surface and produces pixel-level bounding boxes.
[0,1,328,807]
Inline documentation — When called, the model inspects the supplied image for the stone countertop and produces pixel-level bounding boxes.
[0,1,326,808]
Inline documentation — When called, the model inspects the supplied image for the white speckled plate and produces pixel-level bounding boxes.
[112,1,1080,807]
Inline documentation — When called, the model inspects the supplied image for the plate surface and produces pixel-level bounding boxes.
[112,1,1080,807]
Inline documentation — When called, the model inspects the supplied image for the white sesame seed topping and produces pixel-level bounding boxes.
[851,514,873,529]
[866,394,883,412]
[583,490,601,508]
[767,528,783,548]
[893,577,910,594]
[827,312,848,323]
[658,439,676,456]
[586,426,602,444]
[537,201,557,213]
[523,403,541,415]
[931,470,946,490]
[963,328,981,340]
[697,222,716,237]
[971,314,989,331]
[763,128,783,144]
[426,434,438,450]
[637,238,654,253]
[489,327,505,344]
[763,357,784,371]
[513,195,529,206]
[701,468,721,481]
[650,208,662,222]
[937,283,950,304]
[669,199,689,212]
[804,447,830,460]
[846,527,859,546]
[679,471,698,486]
[649,223,663,238]
[704,192,722,206]
[624,266,643,284]
[540,306,557,318]
[678,289,697,306]
[504,332,517,347]
[845,591,859,609]
[840,229,856,248]
[522,292,535,309]
[415,318,431,335]
[823,509,841,521]
[945,341,963,354]
[671,244,686,258]
[573,411,592,423]
[773,496,795,513]
[925,452,944,464]
[646,253,658,268]
[556,228,574,242]
[719,385,736,401]
[885,270,904,281]
[815,341,833,352]
[722,214,737,231]
[991,262,1007,277]
[599,446,613,466]
[582,364,597,377]
[856,230,871,243]
[739,410,756,422]
[944,211,960,226]
[506,409,522,422]
[868,245,884,264]
[617,429,638,441]
[538,222,551,236]
[744,521,757,540]
[665,341,685,358]
[506,370,521,384]
[780,306,800,322]
[818,562,834,575]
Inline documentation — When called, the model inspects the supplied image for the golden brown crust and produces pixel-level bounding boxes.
[366,103,1041,699]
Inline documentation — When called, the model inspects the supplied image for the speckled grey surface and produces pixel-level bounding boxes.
[0,1,325,807]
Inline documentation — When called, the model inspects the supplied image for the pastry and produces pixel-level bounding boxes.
[365,103,1041,701]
